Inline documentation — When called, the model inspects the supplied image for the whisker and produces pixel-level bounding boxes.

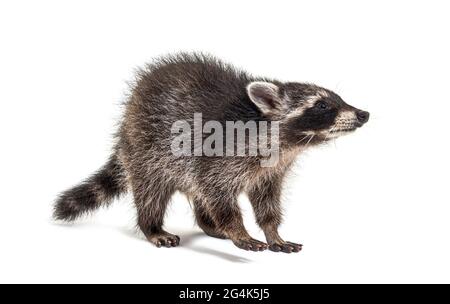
[324,126,336,142]
[305,134,315,149]
[296,134,313,145]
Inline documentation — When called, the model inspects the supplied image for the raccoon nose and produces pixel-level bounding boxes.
[356,111,370,124]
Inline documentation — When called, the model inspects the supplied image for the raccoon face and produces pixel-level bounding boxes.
[247,81,369,145]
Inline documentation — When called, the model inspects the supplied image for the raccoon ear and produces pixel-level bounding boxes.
[247,82,284,116]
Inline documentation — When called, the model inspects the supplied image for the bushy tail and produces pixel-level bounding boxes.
[53,155,127,221]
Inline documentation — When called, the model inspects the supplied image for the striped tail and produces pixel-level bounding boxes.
[53,155,127,221]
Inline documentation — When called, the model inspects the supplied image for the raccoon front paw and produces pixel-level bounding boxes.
[146,232,180,248]
[269,242,302,253]
[233,238,268,252]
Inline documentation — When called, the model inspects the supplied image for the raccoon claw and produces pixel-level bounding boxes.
[233,239,268,251]
[269,242,302,253]
[147,233,180,248]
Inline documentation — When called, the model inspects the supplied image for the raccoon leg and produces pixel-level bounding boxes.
[132,177,179,248]
[248,178,302,253]
[193,200,227,239]
[203,192,268,252]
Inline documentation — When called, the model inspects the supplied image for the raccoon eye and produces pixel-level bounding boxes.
[316,101,329,110]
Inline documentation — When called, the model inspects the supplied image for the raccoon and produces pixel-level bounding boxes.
[54,53,369,253]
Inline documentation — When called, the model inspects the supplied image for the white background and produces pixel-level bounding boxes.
[1,0,449,284]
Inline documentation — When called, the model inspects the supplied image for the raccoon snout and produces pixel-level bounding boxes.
[356,110,370,124]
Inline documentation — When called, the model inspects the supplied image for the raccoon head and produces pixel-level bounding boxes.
[247,81,369,146]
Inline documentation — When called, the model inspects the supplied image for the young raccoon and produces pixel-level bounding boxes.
[54,53,369,253]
